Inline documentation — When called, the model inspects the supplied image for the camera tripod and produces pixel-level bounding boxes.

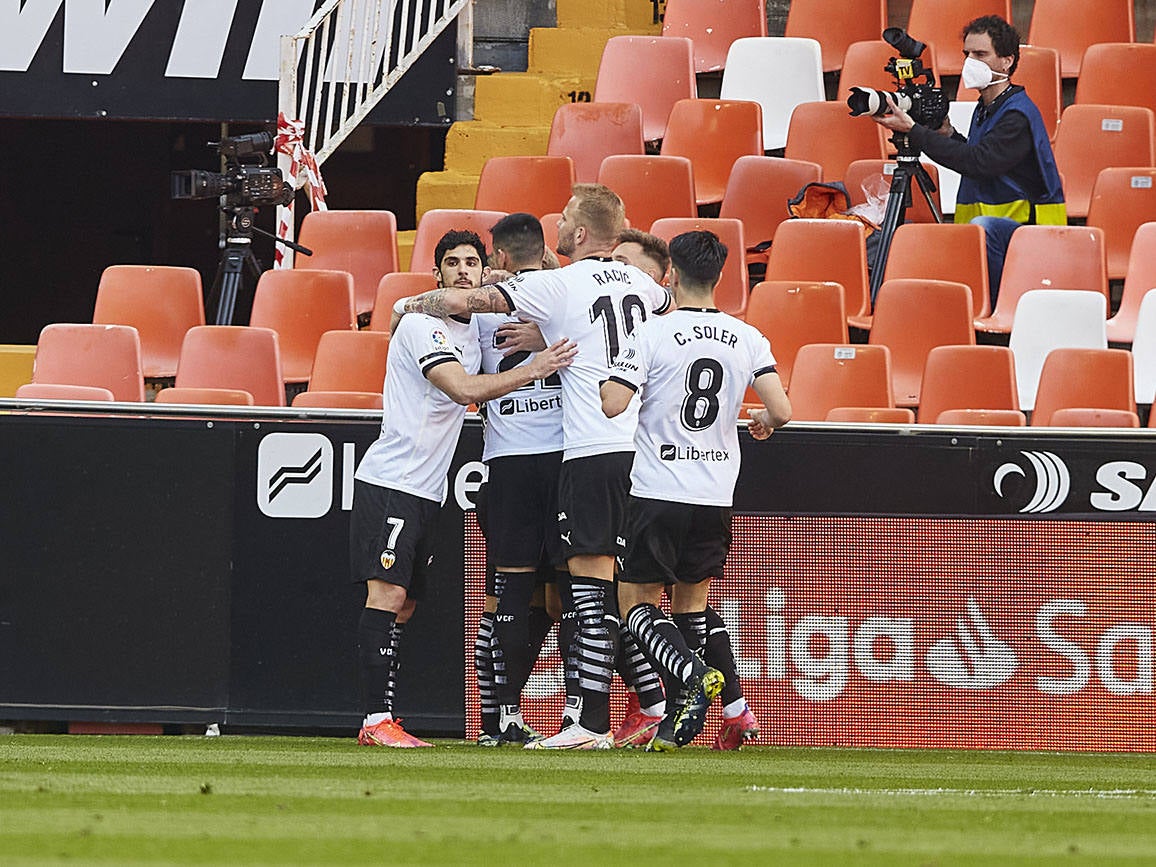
[867,132,944,302]
[207,205,312,325]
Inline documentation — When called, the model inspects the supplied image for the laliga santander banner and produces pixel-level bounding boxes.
[466,513,1156,751]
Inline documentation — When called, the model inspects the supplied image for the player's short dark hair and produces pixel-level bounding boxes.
[615,228,671,278]
[489,212,545,268]
[669,230,728,289]
[962,15,1020,74]
[434,230,487,269]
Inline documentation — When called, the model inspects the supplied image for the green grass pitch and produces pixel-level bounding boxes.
[2,735,1156,865]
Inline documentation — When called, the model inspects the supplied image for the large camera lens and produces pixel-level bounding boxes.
[170,169,228,200]
[847,87,910,117]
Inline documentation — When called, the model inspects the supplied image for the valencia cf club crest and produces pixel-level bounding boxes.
[380,550,396,570]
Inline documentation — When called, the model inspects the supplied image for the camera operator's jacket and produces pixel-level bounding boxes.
[953,87,1066,225]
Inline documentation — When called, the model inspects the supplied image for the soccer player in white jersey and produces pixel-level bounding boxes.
[352,230,576,748]
[401,184,673,749]
[473,213,573,746]
[601,230,791,750]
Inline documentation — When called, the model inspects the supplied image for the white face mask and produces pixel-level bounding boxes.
[962,55,1008,90]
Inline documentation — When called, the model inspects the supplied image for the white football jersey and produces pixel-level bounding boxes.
[495,258,671,460]
[355,313,480,503]
[609,308,777,507]
[476,313,563,461]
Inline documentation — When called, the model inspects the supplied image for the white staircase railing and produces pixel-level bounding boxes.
[276,0,470,265]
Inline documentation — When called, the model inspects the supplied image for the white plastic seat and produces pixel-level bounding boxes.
[720,37,825,151]
[1129,290,1156,405]
[1008,290,1108,411]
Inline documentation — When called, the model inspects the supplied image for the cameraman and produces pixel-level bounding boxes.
[873,15,1065,306]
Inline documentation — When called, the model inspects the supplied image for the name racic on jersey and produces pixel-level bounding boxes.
[608,307,777,507]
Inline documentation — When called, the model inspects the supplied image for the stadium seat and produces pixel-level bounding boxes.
[1047,407,1141,428]
[881,222,991,318]
[1085,168,1156,282]
[1007,289,1108,412]
[367,272,439,332]
[153,387,255,405]
[935,408,1026,426]
[719,156,822,264]
[248,269,356,384]
[660,99,764,207]
[927,101,978,215]
[765,219,871,327]
[973,225,1109,335]
[92,265,205,379]
[838,39,941,99]
[1106,223,1156,344]
[785,0,888,74]
[649,217,749,316]
[539,213,571,266]
[917,345,1019,424]
[1053,104,1156,219]
[784,100,888,183]
[547,102,644,185]
[474,156,575,219]
[1015,46,1062,141]
[743,280,848,389]
[1031,347,1135,426]
[304,329,389,395]
[844,159,943,225]
[14,382,115,402]
[409,209,507,274]
[294,210,399,317]
[594,36,697,143]
[1027,0,1134,78]
[291,391,384,409]
[1129,290,1156,404]
[597,155,697,231]
[787,344,893,422]
[661,0,766,74]
[868,278,975,407]
[30,323,145,402]
[906,0,1013,77]
[1074,43,1156,119]
[175,325,285,407]
[719,37,825,151]
[825,406,915,423]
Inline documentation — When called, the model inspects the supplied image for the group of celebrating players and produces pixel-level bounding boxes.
[349,183,791,750]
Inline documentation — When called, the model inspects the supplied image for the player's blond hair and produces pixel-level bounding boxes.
[572,183,626,245]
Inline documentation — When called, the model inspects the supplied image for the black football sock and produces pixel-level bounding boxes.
[627,602,705,687]
[357,607,397,718]
[493,571,535,707]
[555,576,581,718]
[475,611,499,735]
[704,605,743,706]
[618,628,667,714]
[571,578,616,733]
[526,605,555,677]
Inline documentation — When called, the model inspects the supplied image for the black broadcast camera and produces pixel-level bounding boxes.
[846,28,950,131]
[170,131,293,209]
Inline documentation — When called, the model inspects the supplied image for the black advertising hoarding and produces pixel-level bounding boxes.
[0,0,456,123]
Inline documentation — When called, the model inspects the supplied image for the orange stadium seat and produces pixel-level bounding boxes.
[15,382,115,402]
[175,325,285,407]
[1031,348,1135,426]
[291,391,384,409]
[1085,168,1156,282]
[248,269,356,384]
[30,323,145,402]
[594,36,697,143]
[784,100,888,183]
[839,39,941,97]
[367,272,439,332]
[720,156,822,263]
[935,408,1027,425]
[906,0,1012,77]
[743,281,848,389]
[1015,46,1062,141]
[409,209,507,273]
[881,222,991,318]
[294,210,399,317]
[826,406,916,423]
[1074,43,1156,118]
[92,265,205,380]
[661,0,766,74]
[660,99,764,207]
[540,213,571,266]
[1047,407,1141,428]
[474,156,575,219]
[1106,222,1156,344]
[844,159,943,225]
[598,154,697,231]
[547,102,644,185]
[765,219,872,327]
[304,329,390,395]
[1008,289,1108,412]
[868,278,975,407]
[1027,0,1134,78]
[1052,104,1156,219]
[153,387,255,405]
[785,0,888,74]
[649,217,749,316]
[917,345,1019,424]
[787,344,893,422]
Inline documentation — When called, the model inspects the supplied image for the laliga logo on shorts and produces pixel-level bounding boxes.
[993,450,1070,513]
[926,598,1018,689]
[257,433,334,518]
